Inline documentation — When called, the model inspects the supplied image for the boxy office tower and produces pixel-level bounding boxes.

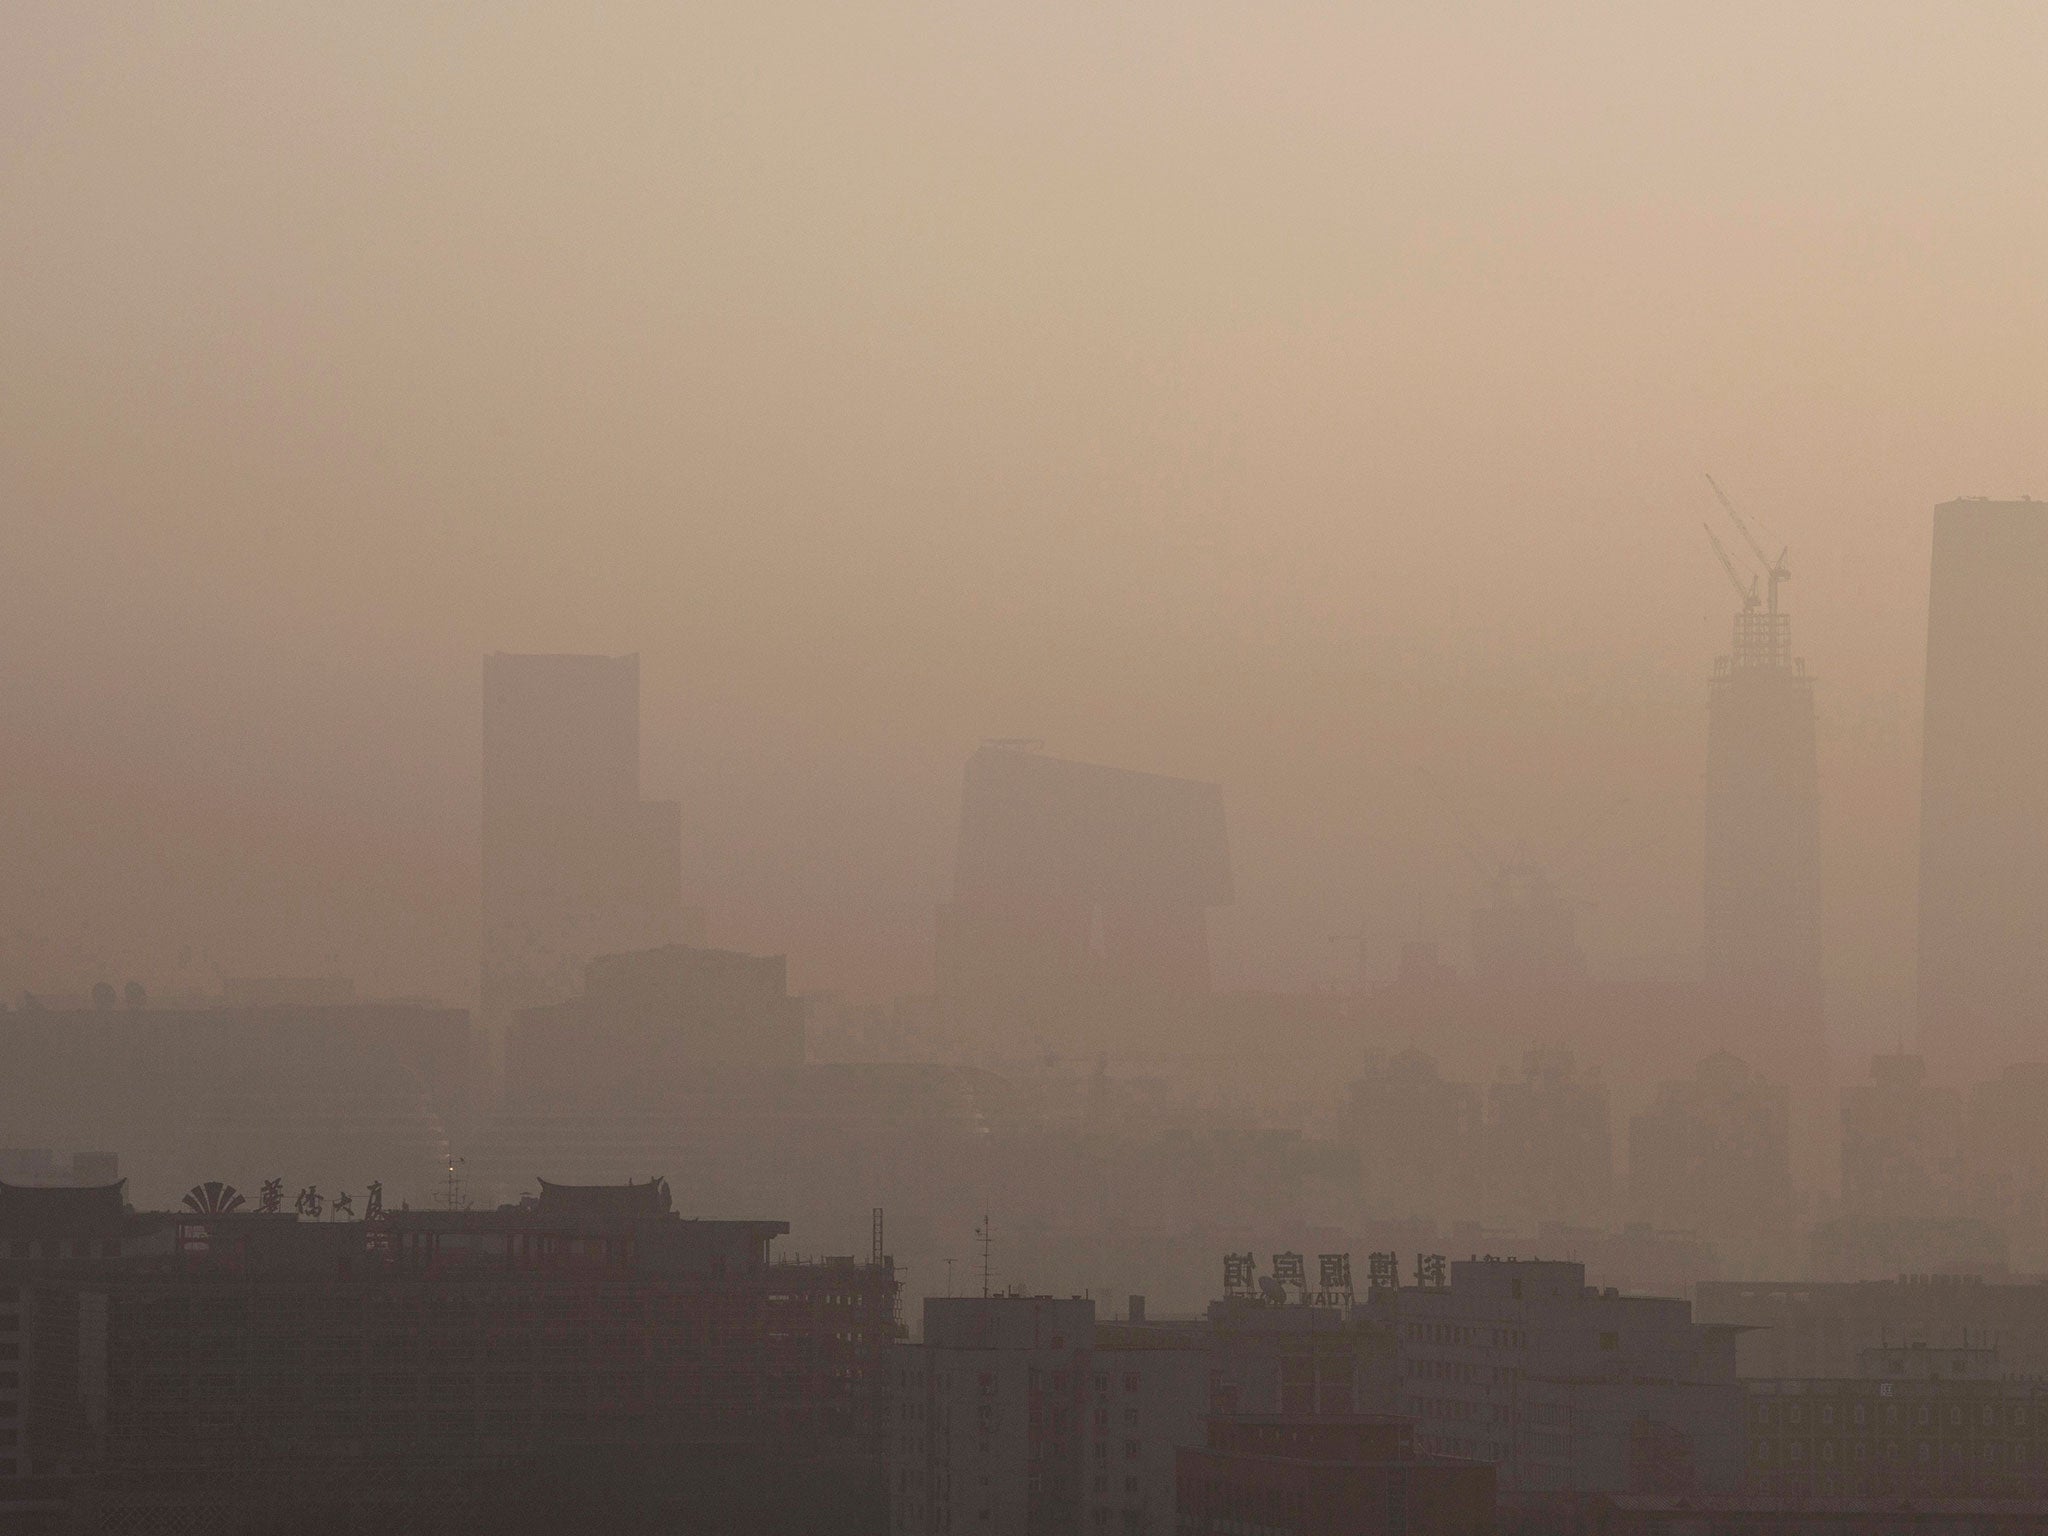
[936,742,1231,1053]
[1917,501,2048,1074]
[481,653,692,1023]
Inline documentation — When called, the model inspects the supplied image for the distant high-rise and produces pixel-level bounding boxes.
[1701,540,1822,1081]
[1917,500,2048,1071]
[935,741,1230,1050]
[480,653,696,1022]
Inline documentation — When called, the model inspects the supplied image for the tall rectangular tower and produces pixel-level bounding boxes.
[1917,499,2048,1072]
[1703,585,1823,1082]
[481,653,692,1022]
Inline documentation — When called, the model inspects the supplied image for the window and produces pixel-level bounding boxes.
[1124,1439,1140,1460]
[1122,1373,1139,1393]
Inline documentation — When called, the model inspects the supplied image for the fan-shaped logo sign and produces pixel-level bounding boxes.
[181,1181,246,1217]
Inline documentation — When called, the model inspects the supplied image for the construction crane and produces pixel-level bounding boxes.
[1705,473,1791,614]
[1703,523,1760,613]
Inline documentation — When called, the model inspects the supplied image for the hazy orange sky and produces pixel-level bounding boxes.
[6,5,2047,1051]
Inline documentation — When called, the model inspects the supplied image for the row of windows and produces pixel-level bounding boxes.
[7,1241,120,1260]
[1757,1400,2037,1432]
[1402,1321,1528,1349]
[1759,1437,2047,1466]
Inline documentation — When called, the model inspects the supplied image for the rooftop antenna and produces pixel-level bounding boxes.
[1705,473,1791,615]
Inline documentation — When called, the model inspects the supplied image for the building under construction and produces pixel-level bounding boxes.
[0,1176,897,1534]
[1699,481,1823,1089]
[935,742,1231,1053]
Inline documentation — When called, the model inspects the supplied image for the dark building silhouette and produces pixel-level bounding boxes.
[504,943,805,1109]
[1176,1415,1496,1536]
[1839,1054,1960,1224]
[1702,562,1822,1088]
[1916,499,2048,1073]
[1699,1273,2048,1383]
[1959,1062,2048,1269]
[0,996,476,1210]
[0,1177,895,1533]
[1483,1048,1613,1231]
[936,741,1230,1051]
[1627,1053,1791,1250]
[1342,1050,1484,1223]
[481,652,698,1023]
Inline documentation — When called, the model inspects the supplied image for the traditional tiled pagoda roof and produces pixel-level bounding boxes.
[533,1176,672,1218]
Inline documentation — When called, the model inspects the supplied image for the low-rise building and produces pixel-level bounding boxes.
[1,1175,895,1533]
[1369,1258,1744,1494]
[890,1295,1206,1536]
[1175,1414,1495,1536]
[1696,1272,2048,1379]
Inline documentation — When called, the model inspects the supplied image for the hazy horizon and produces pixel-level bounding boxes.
[9,4,2048,1062]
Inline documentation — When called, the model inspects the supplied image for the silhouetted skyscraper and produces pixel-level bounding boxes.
[1702,561,1822,1082]
[480,653,695,1022]
[935,741,1230,1050]
[1917,499,2048,1071]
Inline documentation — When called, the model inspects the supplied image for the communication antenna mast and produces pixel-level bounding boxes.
[975,1213,994,1299]
[1705,473,1791,615]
